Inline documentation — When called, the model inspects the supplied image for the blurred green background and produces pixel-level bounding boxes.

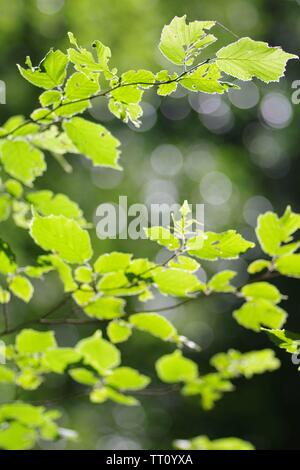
[0,0,300,450]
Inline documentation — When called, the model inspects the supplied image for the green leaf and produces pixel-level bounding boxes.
[156,350,198,383]
[145,226,180,251]
[121,69,155,88]
[30,212,92,264]
[76,330,120,373]
[9,275,34,303]
[18,49,68,89]
[153,268,204,297]
[90,387,138,406]
[0,287,11,304]
[39,254,77,292]
[182,373,233,410]
[43,348,82,374]
[84,296,125,320]
[1,140,46,187]
[39,90,62,107]
[247,259,271,274]
[16,329,57,354]
[4,179,23,199]
[0,239,17,275]
[159,16,216,66]
[188,230,254,260]
[275,254,300,278]
[216,37,297,83]
[26,190,85,225]
[180,64,231,94]
[129,313,178,341]
[32,126,78,155]
[0,422,36,450]
[168,255,200,272]
[208,270,236,293]
[211,349,280,378]
[63,117,121,170]
[233,299,287,332]
[174,435,254,450]
[16,370,43,390]
[0,194,11,222]
[72,286,94,306]
[74,266,93,283]
[107,320,132,344]
[241,282,282,304]
[256,212,282,256]
[69,368,98,386]
[156,70,178,96]
[65,72,100,100]
[262,328,300,354]
[0,365,15,383]
[279,206,300,242]
[94,252,132,273]
[67,36,111,75]
[106,367,150,390]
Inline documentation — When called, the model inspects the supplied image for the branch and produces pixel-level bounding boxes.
[0,59,211,139]
[0,295,70,337]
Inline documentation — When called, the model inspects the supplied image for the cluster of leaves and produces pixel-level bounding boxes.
[0,16,298,450]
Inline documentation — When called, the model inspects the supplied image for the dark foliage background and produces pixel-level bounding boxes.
[0,0,300,450]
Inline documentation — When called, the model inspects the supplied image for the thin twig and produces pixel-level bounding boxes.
[0,295,70,337]
[0,59,211,139]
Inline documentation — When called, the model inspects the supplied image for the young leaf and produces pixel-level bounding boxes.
[275,254,300,278]
[262,328,300,354]
[63,117,121,170]
[69,368,98,386]
[208,270,236,293]
[174,435,254,450]
[84,296,125,320]
[16,329,57,354]
[43,348,82,374]
[18,50,68,89]
[76,331,120,373]
[168,255,200,272]
[64,72,100,100]
[145,226,180,251]
[188,230,254,260]
[0,239,17,275]
[241,282,282,304]
[106,367,150,391]
[26,190,86,225]
[0,365,15,383]
[30,213,92,264]
[107,320,132,344]
[256,212,282,256]
[182,373,233,410]
[156,70,178,96]
[180,64,231,94]
[159,16,216,66]
[153,268,204,297]
[129,312,178,341]
[9,275,34,303]
[216,38,297,83]
[247,259,271,274]
[1,140,46,187]
[211,349,280,378]
[156,350,198,383]
[94,252,132,274]
[233,299,287,332]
